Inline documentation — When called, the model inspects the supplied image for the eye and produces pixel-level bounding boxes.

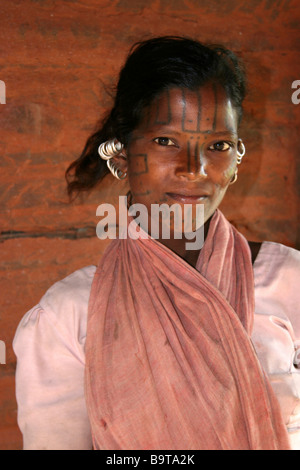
[153,137,176,146]
[208,141,233,152]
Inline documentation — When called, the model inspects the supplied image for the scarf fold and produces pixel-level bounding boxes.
[85,210,290,450]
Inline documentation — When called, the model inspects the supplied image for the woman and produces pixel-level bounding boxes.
[13,36,300,450]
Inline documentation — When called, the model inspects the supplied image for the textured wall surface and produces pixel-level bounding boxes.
[0,0,299,450]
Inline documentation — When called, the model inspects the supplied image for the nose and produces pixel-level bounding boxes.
[175,139,208,181]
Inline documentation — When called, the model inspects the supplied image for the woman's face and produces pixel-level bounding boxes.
[122,84,239,235]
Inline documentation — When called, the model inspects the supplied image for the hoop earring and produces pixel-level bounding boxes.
[237,139,246,164]
[230,139,245,185]
[229,169,238,185]
[98,138,127,180]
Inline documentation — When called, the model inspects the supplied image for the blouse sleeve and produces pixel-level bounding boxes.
[252,242,300,449]
[13,266,96,450]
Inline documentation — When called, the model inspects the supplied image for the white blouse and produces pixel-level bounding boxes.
[13,241,300,450]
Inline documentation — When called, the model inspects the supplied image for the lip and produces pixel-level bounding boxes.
[166,192,209,203]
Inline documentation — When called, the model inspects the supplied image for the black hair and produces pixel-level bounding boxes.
[66,36,246,198]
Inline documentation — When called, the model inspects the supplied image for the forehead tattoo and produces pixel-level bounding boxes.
[153,89,172,126]
[181,85,218,134]
[181,85,220,172]
[148,85,219,134]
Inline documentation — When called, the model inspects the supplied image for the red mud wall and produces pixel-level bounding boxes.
[0,0,299,450]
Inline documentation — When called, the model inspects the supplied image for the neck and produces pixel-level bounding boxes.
[156,217,212,268]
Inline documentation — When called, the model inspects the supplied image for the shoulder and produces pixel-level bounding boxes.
[38,265,97,338]
[253,241,300,332]
[254,241,300,285]
[40,265,96,317]
[14,265,96,351]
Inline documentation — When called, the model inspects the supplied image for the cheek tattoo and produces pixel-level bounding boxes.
[130,154,149,176]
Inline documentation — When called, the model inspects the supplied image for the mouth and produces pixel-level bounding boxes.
[165,192,209,204]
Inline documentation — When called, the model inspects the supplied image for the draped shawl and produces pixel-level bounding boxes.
[85,210,290,450]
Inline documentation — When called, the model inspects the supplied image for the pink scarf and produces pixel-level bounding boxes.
[85,210,290,450]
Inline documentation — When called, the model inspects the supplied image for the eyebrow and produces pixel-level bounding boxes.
[140,126,238,137]
[205,130,238,137]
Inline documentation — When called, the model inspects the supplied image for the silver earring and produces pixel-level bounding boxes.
[98,139,124,160]
[107,159,127,180]
[98,138,126,180]
[230,140,245,185]
[229,168,238,185]
[237,139,246,164]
